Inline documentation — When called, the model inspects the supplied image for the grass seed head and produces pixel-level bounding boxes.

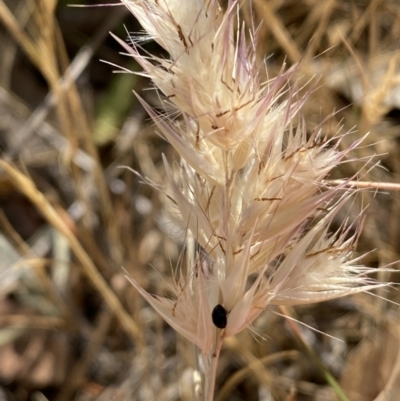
[120,0,387,352]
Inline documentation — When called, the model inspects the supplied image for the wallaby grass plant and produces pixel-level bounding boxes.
[0,0,400,401]
[116,1,396,400]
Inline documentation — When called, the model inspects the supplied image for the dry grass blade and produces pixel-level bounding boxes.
[0,315,64,329]
[326,179,400,191]
[0,0,40,68]
[0,159,143,345]
[252,0,302,63]
[215,350,299,401]
[11,6,128,154]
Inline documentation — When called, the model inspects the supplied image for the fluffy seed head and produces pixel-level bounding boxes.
[119,0,387,354]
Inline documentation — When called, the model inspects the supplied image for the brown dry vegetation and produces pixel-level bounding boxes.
[0,1,400,401]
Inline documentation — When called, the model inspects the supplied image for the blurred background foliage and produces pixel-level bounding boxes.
[0,1,400,401]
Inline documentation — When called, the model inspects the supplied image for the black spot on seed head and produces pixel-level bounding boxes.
[212,304,227,329]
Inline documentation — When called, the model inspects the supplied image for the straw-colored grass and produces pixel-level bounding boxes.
[0,1,399,401]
